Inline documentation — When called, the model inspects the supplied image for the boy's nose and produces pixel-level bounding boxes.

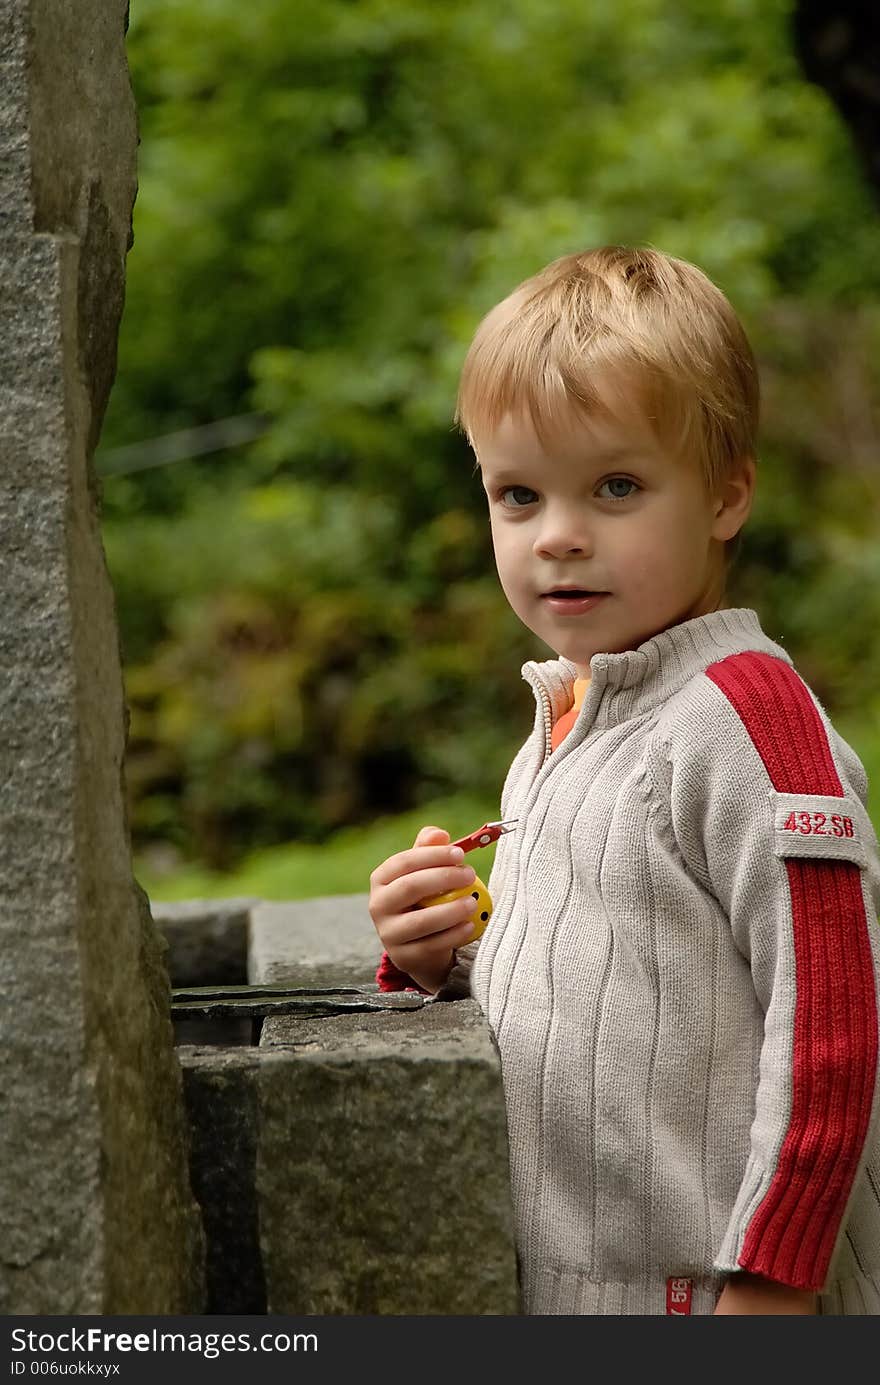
[533,510,594,559]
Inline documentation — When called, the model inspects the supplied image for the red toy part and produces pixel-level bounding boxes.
[451,819,517,853]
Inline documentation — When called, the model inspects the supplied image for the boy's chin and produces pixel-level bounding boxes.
[551,642,601,671]
[554,634,629,666]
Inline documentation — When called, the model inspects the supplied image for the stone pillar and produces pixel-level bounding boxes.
[0,0,204,1311]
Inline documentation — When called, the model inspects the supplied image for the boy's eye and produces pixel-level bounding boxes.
[598,477,638,501]
[499,486,538,508]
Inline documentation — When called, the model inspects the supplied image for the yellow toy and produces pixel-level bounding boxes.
[418,872,494,940]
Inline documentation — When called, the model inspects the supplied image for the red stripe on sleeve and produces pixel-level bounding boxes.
[706,651,878,1289]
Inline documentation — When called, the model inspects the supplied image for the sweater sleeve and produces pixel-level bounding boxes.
[666,651,880,1293]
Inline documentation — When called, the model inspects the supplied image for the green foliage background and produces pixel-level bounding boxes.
[103,0,880,894]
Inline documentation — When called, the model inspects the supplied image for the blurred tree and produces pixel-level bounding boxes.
[794,1,880,199]
[103,0,880,871]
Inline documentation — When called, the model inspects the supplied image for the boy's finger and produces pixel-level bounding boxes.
[370,841,464,889]
[369,862,477,922]
[380,897,479,949]
[413,824,450,847]
[380,862,477,915]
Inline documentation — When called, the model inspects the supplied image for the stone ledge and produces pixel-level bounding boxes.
[247,893,381,989]
[258,999,519,1314]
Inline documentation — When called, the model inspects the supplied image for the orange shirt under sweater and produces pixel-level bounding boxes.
[550,676,591,750]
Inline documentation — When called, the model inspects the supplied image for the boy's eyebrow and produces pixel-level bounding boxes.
[480,447,642,482]
[478,466,523,483]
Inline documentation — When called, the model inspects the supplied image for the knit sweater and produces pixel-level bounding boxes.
[439,607,880,1315]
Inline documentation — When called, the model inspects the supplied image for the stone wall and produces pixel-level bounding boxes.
[159,895,521,1314]
[0,0,203,1312]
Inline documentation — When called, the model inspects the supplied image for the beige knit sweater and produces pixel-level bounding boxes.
[441,608,880,1315]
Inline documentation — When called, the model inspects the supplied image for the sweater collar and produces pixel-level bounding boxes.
[521,608,794,729]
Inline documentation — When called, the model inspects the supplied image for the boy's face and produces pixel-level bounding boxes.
[476,383,752,678]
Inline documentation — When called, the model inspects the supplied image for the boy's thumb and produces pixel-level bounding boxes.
[413,824,450,847]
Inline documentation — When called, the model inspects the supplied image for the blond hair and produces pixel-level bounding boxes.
[455,246,759,498]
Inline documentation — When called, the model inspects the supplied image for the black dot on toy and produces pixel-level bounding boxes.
[472,891,479,899]
[480,911,489,921]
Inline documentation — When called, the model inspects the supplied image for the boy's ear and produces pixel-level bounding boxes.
[711,456,756,542]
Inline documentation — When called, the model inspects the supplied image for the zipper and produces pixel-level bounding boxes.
[537,683,553,760]
[521,665,559,764]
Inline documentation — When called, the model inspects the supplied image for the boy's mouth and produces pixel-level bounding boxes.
[541,588,610,614]
[542,587,608,598]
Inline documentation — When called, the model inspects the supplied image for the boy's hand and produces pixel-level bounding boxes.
[369,825,481,994]
[713,1272,817,1314]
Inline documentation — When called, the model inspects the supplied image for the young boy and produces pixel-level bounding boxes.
[368,246,880,1315]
